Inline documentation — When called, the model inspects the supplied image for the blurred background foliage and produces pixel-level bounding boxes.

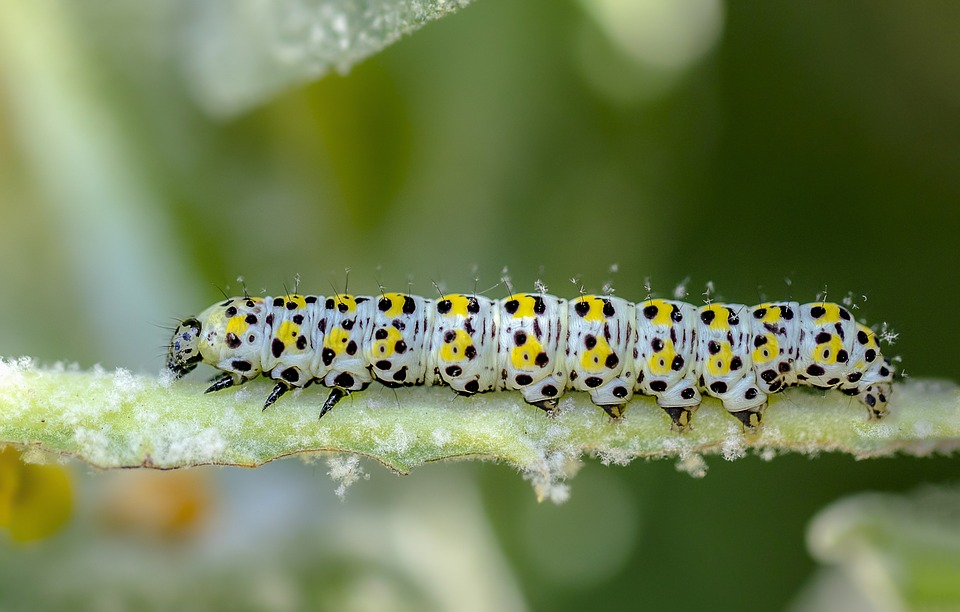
[0,0,958,610]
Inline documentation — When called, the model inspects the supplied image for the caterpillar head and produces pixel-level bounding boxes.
[167,318,203,378]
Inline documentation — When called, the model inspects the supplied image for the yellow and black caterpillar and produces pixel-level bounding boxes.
[168,291,894,429]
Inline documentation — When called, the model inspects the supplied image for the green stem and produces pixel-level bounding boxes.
[1,358,957,500]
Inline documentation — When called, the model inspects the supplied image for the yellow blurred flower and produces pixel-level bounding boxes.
[0,446,72,543]
[98,469,213,541]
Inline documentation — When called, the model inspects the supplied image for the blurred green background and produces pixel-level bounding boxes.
[1,0,958,610]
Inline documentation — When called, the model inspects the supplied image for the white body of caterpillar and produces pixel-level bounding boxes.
[167,292,894,429]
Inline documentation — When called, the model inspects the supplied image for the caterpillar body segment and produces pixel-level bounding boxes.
[429,294,499,395]
[167,291,895,429]
[195,297,268,386]
[260,294,319,407]
[845,324,893,418]
[364,292,432,388]
[498,293,568,413]
[749,302,801,395]
[566,296,637,418]
[636,299,702,429]
[695,303,768,429]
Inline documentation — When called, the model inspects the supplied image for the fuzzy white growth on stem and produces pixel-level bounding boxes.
[0,359,958,500]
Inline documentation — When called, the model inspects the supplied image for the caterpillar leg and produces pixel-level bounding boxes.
[858,383,891,419]
[319,387,347,420]
[729,403,767,431]
[519,377,565,416]
[317,369,371,419]
[588,377,634,420]
[263,381,292,411]
[530,399,560,416]
[846,357,894,419]
[598,403,626,420]
[662,406,698,432]
[655,381,702,432]
[205,373,241,394]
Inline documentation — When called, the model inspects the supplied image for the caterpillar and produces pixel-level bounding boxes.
[167,290,895,430]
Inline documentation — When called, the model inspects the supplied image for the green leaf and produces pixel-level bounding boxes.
[179,0,474,116]
[804,486,960,610]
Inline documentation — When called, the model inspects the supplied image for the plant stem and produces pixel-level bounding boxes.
[1,358,957,500]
